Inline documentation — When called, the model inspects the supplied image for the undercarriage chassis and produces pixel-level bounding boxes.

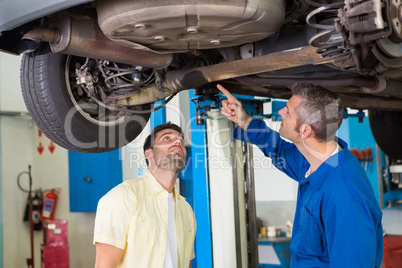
[1,0,402,158]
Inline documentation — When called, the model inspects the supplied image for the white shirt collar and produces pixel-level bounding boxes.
[304,143,341,178]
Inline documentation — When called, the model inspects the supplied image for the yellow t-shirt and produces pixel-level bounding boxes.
[93,172,196,268]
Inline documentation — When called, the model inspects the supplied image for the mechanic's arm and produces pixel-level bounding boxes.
[324,201,380,268]
[95,242,123,268]
[217,84,306,180]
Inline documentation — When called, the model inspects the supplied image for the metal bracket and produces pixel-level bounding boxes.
[343,108,366,122]
[191,89,280,125]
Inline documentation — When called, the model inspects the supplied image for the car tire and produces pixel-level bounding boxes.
[369,110,402,160]
[20,46,152,153]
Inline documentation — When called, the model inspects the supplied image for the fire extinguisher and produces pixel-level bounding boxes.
[41,188,59,221]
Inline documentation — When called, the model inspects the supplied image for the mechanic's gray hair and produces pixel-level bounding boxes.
[292,82,343,142]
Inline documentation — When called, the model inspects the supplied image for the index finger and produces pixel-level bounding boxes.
[217,84,239,104]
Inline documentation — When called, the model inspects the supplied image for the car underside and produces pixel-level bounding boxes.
[1,0,402,159]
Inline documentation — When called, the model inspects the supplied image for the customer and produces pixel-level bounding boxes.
[217,83,383,267]
[94,122,196,268]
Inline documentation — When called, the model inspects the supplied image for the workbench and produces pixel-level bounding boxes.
[258,237,291,268]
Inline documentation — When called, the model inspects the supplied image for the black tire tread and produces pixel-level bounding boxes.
[369,110,402,160]
[21,51,73,150]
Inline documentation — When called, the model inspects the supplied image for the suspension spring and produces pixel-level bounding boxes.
[306,2,346,58]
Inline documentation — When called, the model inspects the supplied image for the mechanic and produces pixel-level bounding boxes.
[217,83,383,267]
[93,122,196,268]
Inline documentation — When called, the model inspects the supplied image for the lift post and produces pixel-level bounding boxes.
[190,89,280,267]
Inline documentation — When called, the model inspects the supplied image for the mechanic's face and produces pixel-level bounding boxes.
[147,128,186,171]
[278,95,303,142]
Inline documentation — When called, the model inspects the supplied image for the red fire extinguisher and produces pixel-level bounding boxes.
[41,188,59,221]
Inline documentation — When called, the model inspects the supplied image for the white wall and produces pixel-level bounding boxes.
[253,119,298,202]
[121,121,150,181]
[0,53,26,112]
[1,116,36,267]
[0,53,96,267]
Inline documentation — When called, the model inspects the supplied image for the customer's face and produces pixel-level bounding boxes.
[148,128,186,171]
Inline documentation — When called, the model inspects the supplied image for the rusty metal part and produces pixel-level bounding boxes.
[109,46,324,106]
[23,28,60,43]
[23,17,173,69]
[184,46,323,84]
[217,81,402,111]
[360,77,387,94]
[338,93,402,111]
[235,75,402,99]
[337,0,388,45]
[234,76,379,91]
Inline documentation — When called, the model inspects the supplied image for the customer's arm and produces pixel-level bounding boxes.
[95,243,123,268]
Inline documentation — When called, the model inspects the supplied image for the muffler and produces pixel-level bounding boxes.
[23,17,173,69]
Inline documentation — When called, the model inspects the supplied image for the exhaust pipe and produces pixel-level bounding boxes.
[109,45,393,108]
[23,17,172,69]
[110,46,325,106]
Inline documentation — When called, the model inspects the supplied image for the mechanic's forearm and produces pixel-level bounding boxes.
[238,113,253,130]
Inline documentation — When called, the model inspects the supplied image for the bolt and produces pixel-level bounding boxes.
[187,27,198,33]
[154,36,165,41]
[134,23,146,29]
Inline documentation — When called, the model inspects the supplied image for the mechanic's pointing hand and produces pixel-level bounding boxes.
[217,84,253,130]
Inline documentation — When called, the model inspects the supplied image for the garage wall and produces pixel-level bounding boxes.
[0,53,192,268]
[0,53,96,268]
[0,53,26,112]
[0,53,35,268]
[253,119,298,202]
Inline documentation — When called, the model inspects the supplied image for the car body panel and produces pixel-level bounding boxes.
[0,0,92,33]
[1,0,402,158]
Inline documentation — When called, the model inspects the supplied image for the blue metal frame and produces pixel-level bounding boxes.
[270,100,287,121]
[191,92,273,123]
[150,100,167,129]
[188,89,213,268]
[338,116,382,205]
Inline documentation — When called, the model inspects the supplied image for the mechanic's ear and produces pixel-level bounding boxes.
[300,124,312,139]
